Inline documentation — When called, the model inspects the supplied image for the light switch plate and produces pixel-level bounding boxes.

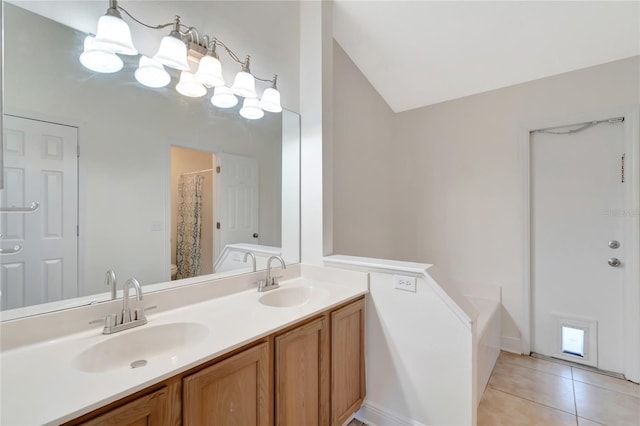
[394,275,417,292]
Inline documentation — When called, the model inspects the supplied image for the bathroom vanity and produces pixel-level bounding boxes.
[67,298,364,426]
[0,265,368,425]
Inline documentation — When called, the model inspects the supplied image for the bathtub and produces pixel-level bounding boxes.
[467,294,502,406]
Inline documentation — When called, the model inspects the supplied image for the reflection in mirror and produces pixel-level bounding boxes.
[0,1,300,319]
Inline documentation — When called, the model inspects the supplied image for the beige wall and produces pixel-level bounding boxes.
[333,45,640,341]
[332,42,404,259]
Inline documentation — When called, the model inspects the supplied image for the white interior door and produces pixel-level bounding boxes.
[1,115,78,310]
[215,153,259,258]
[531,121,627,373]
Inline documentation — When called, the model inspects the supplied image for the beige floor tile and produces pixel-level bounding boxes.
[577,417,604,426]
[574,381,640,426]
[478,387,577,426]
[572,367,640,398]
[497,351,573,379]
[488,362,576,413]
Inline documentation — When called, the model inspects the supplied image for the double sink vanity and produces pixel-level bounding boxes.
[0,264,368,425]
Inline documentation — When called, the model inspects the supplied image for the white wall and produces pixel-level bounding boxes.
[332,44,640,346]
[363,272,473,426]
[4,3,290,294]
[299,0,334,265]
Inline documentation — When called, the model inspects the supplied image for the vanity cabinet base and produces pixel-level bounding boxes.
[183,341,271,426]
[78,386,172,426]
[331,298,366,425]
[275,316,330,426]
[67,296,365,426]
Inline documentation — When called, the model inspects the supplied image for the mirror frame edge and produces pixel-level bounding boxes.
[1,0,5,190]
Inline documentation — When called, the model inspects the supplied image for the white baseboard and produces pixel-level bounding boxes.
[356,401,426,426]
[501,336,522,354]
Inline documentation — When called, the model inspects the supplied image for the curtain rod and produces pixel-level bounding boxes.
[181,168,214,176]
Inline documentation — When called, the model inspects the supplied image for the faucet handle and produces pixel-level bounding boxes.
[134,307,146,321]
[105,313,118,327]
[271,275,283,285]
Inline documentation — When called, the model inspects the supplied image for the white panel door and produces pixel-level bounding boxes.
[1,115,78,310]
[531,121,627,373]
[215,153,259,259]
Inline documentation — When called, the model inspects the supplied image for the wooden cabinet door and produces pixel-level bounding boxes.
[182,342,271,426]
[275,317,329,426]
[331,298,366,425]
[80,387,170,426]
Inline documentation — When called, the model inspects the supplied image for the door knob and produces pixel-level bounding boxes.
[608,240,620,249]
[608,258,621,267]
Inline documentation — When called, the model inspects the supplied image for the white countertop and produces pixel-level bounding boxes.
[0,265,368,425]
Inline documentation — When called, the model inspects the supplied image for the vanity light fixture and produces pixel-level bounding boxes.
[176,71,207,97]
[194,42,225,87]
[210,86,238,108]
[259,76,283,113]
[134,56,171,88]
[230,57,257,98]
[79,0,283,119]
[152,17,190,71]
[79,35,124,73]
[91,0,137,55]
[239,97,264,120]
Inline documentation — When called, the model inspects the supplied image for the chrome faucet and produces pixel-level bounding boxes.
[102,277,147,334]
[105,269,117,300]
[258,255,286,292]
[122,278,142,323]
[243,251,257,272]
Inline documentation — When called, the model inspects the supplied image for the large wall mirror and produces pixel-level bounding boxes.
[0,1,301,319]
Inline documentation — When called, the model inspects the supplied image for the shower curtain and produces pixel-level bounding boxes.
[176,174,205,279]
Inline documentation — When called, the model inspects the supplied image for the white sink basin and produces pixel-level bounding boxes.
[259,286,329,308]
[74,322,208,373]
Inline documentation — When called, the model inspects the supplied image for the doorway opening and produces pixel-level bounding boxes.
[170,146,216,280]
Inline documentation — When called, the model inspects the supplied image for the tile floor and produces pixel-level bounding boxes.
[478,351,640,426]
[349,351,639,425]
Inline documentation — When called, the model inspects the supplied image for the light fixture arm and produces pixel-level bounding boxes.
[212,39,245,66]
[117,5,176,30]
[254,74,278,87]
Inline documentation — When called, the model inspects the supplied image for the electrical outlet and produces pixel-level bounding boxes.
[150,221,163,232]
[394,275,417,292]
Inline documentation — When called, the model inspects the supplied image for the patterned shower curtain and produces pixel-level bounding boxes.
[176,174,204,279]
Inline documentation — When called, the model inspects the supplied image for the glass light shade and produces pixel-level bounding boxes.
[92,15,137,55]
[152,35,189,71]
[230,71,257,98]
[259,87,282,113]
[210,86,238,108]
[239,97,264,120]
[134,56,170,88]
[79,35,124,73]
[194,55,225,87]
[176,71,207,97]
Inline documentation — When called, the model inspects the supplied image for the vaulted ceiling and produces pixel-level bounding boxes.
[334,1,640,112]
